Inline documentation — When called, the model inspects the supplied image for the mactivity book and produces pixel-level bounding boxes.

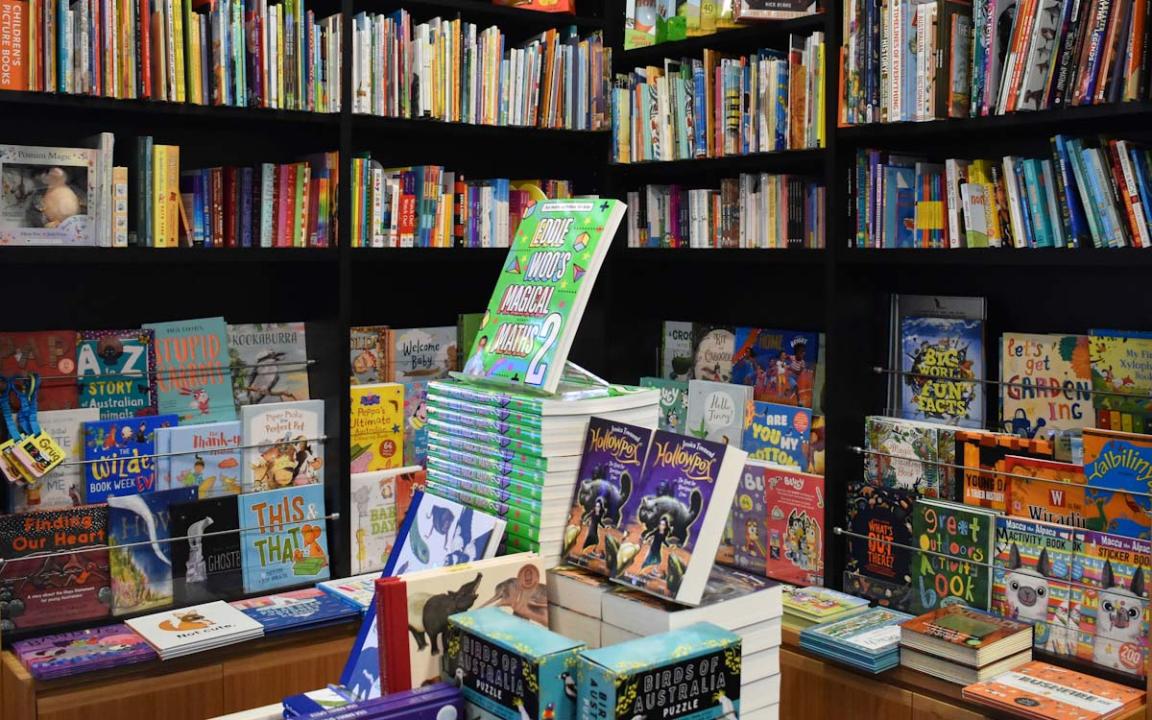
[1000,332,1094,441]
[144,317,237,424]
[238,484,330,594]
[349,383,405,473]
[911,498,997,613]
[241,400,325,492]
[686,379,751,447]
[349,466,426,575]
[227,322,310,406]
[382,490,504,576]
[762,463,825,586]
[82,414,179,502]
[8,407,98,513]
[159,420,243,498]
[169,496,243,605]
[0,330,79,410]
[898,315,984,428]
[107,487,198,616]
[611,430,747,605]
[639,377,689,433]
[731,327,821,407]
[458,198,626,395]
[76,328,157,418]
[992,517,1077,658]
[1089,329,1152,433]
[742,399,812,470]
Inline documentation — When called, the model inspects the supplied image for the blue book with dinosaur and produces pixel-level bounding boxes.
[381,491,505,577]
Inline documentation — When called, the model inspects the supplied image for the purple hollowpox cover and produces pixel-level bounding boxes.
[13,624,156,679]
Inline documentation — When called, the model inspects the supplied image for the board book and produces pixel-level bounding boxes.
[1089,329,1152,433]
[639,377,689,433]
[351,325,387,385]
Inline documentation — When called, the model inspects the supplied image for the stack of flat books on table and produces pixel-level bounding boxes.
[799,607,913,673]
[900,606,1033,685]
[317,574,379,613]
[782,585,871,629]
[126,601,264,660]
[229,588,359,634]
[964,662,1145,720]
[12,625,157,679]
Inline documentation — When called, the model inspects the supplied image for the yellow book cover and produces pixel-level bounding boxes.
[152,145,167,247]
[816,41,825,148]
[349,383,405,472]
[153,145,181,247]
[172,0,185,101]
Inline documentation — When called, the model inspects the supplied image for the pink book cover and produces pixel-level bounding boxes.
[764,464,825,586]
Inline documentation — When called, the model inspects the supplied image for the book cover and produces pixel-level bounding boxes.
[763,463,825,586]
[801,605,915,653]
[318,573,379,612]
[731,327,820,407]
[349,466,425,575]
[8,407,98,512]
[349,383,404,473]
[82,414,178,502]
[720,461,767,574]
[782,585,870,620]
[0,330,79,410]
[12,625,156,679]
[458,199,626,395]
[125,600,263,656]
[845,482,915,610]
[1089,329,1152,432]
[902,605,1032,646]
[229,587,358,633]
[1006,454,1149,539]
[1000,333,1095,440]
[0,144,98,246]
[227,322,310,406]
[384,326,457,382]
[898,315,984,428]
[963,661,1145,718]
[161,420,243,498]
[1074,531,1150,676]
[0,506,111,630]
[350,325,387,385]
[742,400,812,470]
[993,517,1078,657]
[1083,428,1152,514]
[959,430,1055,512]
[169,496,243,604]
[661,321,694,380]
[76,328,157,418]
[403,380,429,466]
[238,484,330,593]
[240,400,325,492]
[144,317,237,425]
[864,416,953,498]
[107,487,198,616]
[383,491,504,575]
[686,379,751,446]
[640,377,689,433]
[692,324,735,382]
[562,417,653,576]
[911,498,996,613]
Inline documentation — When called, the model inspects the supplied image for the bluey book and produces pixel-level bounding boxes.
[76,328,157,418]
[731,327,821,407]
[351,325,387,385]
[444,608,584,720]
[686,379,752,447]
[239,485,330,593]
[1083,428,1152,520]
[1000,333,1094,441]
[169,496,243,604]
[911,498,996,613]
[611,430,747,605]
[864,415,958,498]
[742,400,812,470]
[845,482,915,611]
[382,326,457,382]
[8,407,98,512]
[158,420,242,499]
[762,464,825,586]
[241,400,325,492]
[993,517,1078,657]
[577,623,742,720]
[229,587,358,633]
[692,324,735,382]
[82,414,178,502]
[640,377,689,432]
[382,491,505,576]
[349,384,405,473]
[227,322,310,406]
[0,144,99,246]
[349,466,426,575]
[403,380,429,466]
[1089,329,1152,433]
[144,317,237,425]
[1074,531,1150,677]
[897,315,984,428]
[661,321,694,380]
[108,487,198,616]
[562,417,653,576]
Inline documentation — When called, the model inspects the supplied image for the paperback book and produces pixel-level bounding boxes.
[76,328,157,418]
[993,517,1078,657]
[1000,333,1094,441]
[742,400,812,470]
[686,379,752,447]
[351,326,388,385]
[82,414,178,502]
[227,322,310,406]
[1075,531,1151,677]
[158,421,243,498]
[799,607,914,673]
[13,625,156,679]
[144,317,236,425]
[403,380,429,466]
[8,407,98,512]
[349,467,426,575]
[911,498,997,613]
[126,600,264,660]
[762,463,825,585]
[731,327,820,407]
[241,400,325,492]
[382,491,504,576]
[108,487,198,616]
[898,315,984,428]
[349,384,405,473]
[239,485,330,593]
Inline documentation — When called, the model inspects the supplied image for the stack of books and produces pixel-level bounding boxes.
[317,573,379,613]
[964,662,1146,720]
[782,585,870,629]
[12,625,157,679]
[283,683,463,719]
[126,601,264,660]
[900,606,1033,685]
[546,566,616,648]
[799,607,913,673]
[228,588,360,634]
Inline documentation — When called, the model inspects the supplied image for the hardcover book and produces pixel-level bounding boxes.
[762,463,825,586]
[1089,329,1152,433]
[238,484,330,593]
[800,606,915,657]
[159,421,243,498]
[229,587,358,633]
[169,496,243,604]
[963,661,1145,720]
[144,317,237,425]
[911,498,996,613]
[959,430,1055,512]
[317,573,379,612]
[686,379,752,447]
[82,414,178,502]
[993,517,1078,657]
[1006,454,1148,540]
[782,585,870,623]
[76,328,157,418]
[240,400,325,492]
[1083,429,1152,518]
[1000,333,1094,440]
[731,327,820,407]
[227,322,310,406]
[125,600,264,659]
[13,625,156,679]
[0,330,79,410]
[897,315,984,428]
[108,487,198,616]
[350,325,387,385]
[865,415,956,498]
[349,383,405,473]
[742,399,812,470]
[692,324,736,383]
[661,321,694,380]
[0,144,98,246]
[383,326,457,382]
[349,466,426,575]
[8,407,98,512]
[1074,531,1150,677]
[640,377,689,433]
[845,482,915,610]
[458,199,626,395]
[382,491,505,576]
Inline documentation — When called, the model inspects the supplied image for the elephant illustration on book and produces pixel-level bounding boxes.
[408,573,482,654]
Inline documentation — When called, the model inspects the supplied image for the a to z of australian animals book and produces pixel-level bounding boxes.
[349,384,404,473]
[1073,531,1151,677]
[227,322,310,407]
[910,498,996,613]
[0,506,111,630]
[238,484,330,594]
[761,463,826,586]
[76,328,157,418]
[0,330,79,410]
[640,377,689,433]
[144,317,237,425]
[1000,333,1094,441]
[844,482,915,611]
[686,379,751,447]
[107,487,198,616]
[562,417,653,576]
[82,414,178,502]
[169,495,243,604]
[993,517,1078,657]
[898,315,984,428]
[742,399,812,470]
[241,400,325,492]
[1089,329,1152,433]
[731,327,820,407]
[160,421,243,498]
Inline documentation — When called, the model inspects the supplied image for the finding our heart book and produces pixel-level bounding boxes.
[238,485,330,594]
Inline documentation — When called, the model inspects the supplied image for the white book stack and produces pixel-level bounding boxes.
[127,601,264,660]
[546,566,617,648]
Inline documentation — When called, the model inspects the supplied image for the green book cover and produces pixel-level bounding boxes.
[427,405,545,443]
[911,498,996,613]
[457,199,626,395]
[427,393,548,431]
[426,480,548,528]
[425,448,552,487]
[428,418,550,457]
[426,471,551,515]
[427,430,551,471]
[640,377,689,433]
[426,460,552,501]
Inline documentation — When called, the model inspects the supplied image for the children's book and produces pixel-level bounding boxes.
[107,487,198,616]
[959,430,1055,512]
[561,417,654,576]
[1000,333,1094,441]
[1083,428,1152,509]
[0,145,99,246]
[82,414,178,502]
[382,491,505,576]
[240,400,325,492]
[230,587,359,633]
[457,313,484,372]
[144,317,236,424]
[911,498,997,613]
[782,585,870,625]
[639,377,689,433]
[350,325,387,385]
[610,430,747,605]
[844,482,915,611]
[686,379,751,447]
[349,466,425,575]
[169,496,243,604]
[76,328,157,418]
[691,324,735,382]
[159,421,243,498]
[897,315,985,428]
[402,380,429,466]
[349,384,404,473]
[12,624,156,679]
[661,321,694,380]
[1089,329,1152,433]
[0,330,79,410]
[0,506,111,630]
[8,407,98,512]
[993,517,1078,657]
[1074,531,1150,677]
[742,400,812,470]
[227,322,310,406]
[1006,454,1149,539]
[382,326,457,382]
[762,463,825,586]
[238,485,330,593]
[963,661,1145,719]
[865,415,957,498]
[458,199,626,395]
[731,327,820,407]
[125,600,264,659]
[318,573,379,612]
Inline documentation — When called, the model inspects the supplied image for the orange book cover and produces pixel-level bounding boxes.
[0,0,28,90]
[959,430,1054,512]
[963,661,1144,719]
[903,605,1031,647]
[1006,455,1148,537]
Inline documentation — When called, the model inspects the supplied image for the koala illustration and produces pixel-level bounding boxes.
[1004,543,1052,624]
[1093,561,1147,671]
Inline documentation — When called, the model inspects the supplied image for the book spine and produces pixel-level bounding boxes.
[112,165,128,247]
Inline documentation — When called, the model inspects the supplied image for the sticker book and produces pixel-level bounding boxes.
[1074,531,1150,677]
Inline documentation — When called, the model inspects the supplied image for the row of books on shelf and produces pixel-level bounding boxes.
[854,135,1152,250]
[840,0,1152,124]
[350,13,611,131]
[610,32,825,164]
[0,0,340,110]
[622,0,819,50]
[347,158,573,248]
[625,174,825,248]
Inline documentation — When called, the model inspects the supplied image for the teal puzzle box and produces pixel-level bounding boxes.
[576,622,742,720]
[443,607,585,720]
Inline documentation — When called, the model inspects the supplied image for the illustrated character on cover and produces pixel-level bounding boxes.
[159,609,213,632]
[426,503,457,551]
[582,497,608,552]
[185,516,213,583]
[444,507,490,565]
[180,387,212,416]
[637,487,702,546]
[408,573,482,654]
[640,515,672,575]
[1003,543,1056,628]
[463,336,488,376]
[243,350,288,404]
[480,564,547,625]
[107,493,172,608]
[1092,561,1147,671]
[742,519,765,558]
[291,439,323,485]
